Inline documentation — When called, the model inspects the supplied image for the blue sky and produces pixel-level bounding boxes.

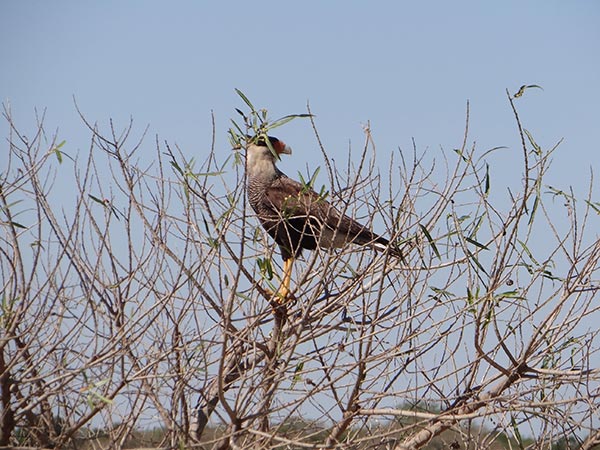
[1,1,599,204]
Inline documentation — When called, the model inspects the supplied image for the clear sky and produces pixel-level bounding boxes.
[2,1,599,187]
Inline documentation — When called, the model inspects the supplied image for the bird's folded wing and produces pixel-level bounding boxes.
[265,177,384,246]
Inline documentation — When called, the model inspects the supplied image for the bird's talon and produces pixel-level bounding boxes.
[261,286,295,310]
[270,300,288,318]
[272,291,296,305]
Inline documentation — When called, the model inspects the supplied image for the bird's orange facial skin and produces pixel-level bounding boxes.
[274,140,287,154]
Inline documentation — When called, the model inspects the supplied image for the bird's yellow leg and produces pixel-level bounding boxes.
[274,258,294,304]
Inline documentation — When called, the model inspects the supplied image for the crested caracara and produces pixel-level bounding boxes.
[245,135,397,303]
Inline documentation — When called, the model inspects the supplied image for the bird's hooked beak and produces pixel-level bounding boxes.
[273,140,292,156]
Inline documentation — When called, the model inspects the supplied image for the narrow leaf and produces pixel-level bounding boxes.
[201,215,211,234]
[498,290,523,300]
[430,286,453,300]
[541,270,561,281]
[524,129,542,155]
[297,171,307,186]
[230,119,245,136]
[453,148,468,162]
[308,166,320,187]
[235,88,255,111]
[170,160,184,176]
[465,236,489,250]
[290,362,304,389]
[585,200,600,215]
[88,194,106,205]
[510,415,524,448]
[518,239,539,265]
[513,84,543,98]
[270,113,313,130]
[52,140,66,163]
[194,171,225,177]
[465,248,488,275]
[528,195,539,226]
[419,224,440,259]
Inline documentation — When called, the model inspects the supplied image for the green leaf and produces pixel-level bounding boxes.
[170,160,184,176]
[235,88,255,111]
[419,224,440,259]
[317,184,329,201]
[524,129,542,155]
[229,119,245,137]
[298,167,321,192]
[465,248,488,275]
[201,215,211,234]
[466,286,474,305]
[513,84,543,98]
[453,148,468,162]
[430,286,453,300]
[233,151,243,166]
[541,270,561,281]
[518,239,539,265]
[470,214,485,236]
[257,257,274,280]
[82,378,113,407]
[52,140,66,163]
[466,287,477,314]
[88,194,106,205]
[586,200,600,215]
[88,194,122,220]
[0,199,23,214]
[484,163,490,196]
[263,134,280,159]
[290,362,304,389]
[297,171,307,186]
[498,290,523,300]
[228,131,243,150]
[308,166,320,187]
[194,171,225,177]
[528,195,539,225]
[234,108,247,121]
[465,236,488,250]
[270,113,313,130]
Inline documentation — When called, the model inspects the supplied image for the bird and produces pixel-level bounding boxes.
[245,135,398,304]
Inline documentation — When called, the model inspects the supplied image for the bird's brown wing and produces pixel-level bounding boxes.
[263,176,388,255]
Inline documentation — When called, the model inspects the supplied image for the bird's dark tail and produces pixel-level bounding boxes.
[347,225,403,259]
[372,235,403,259]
